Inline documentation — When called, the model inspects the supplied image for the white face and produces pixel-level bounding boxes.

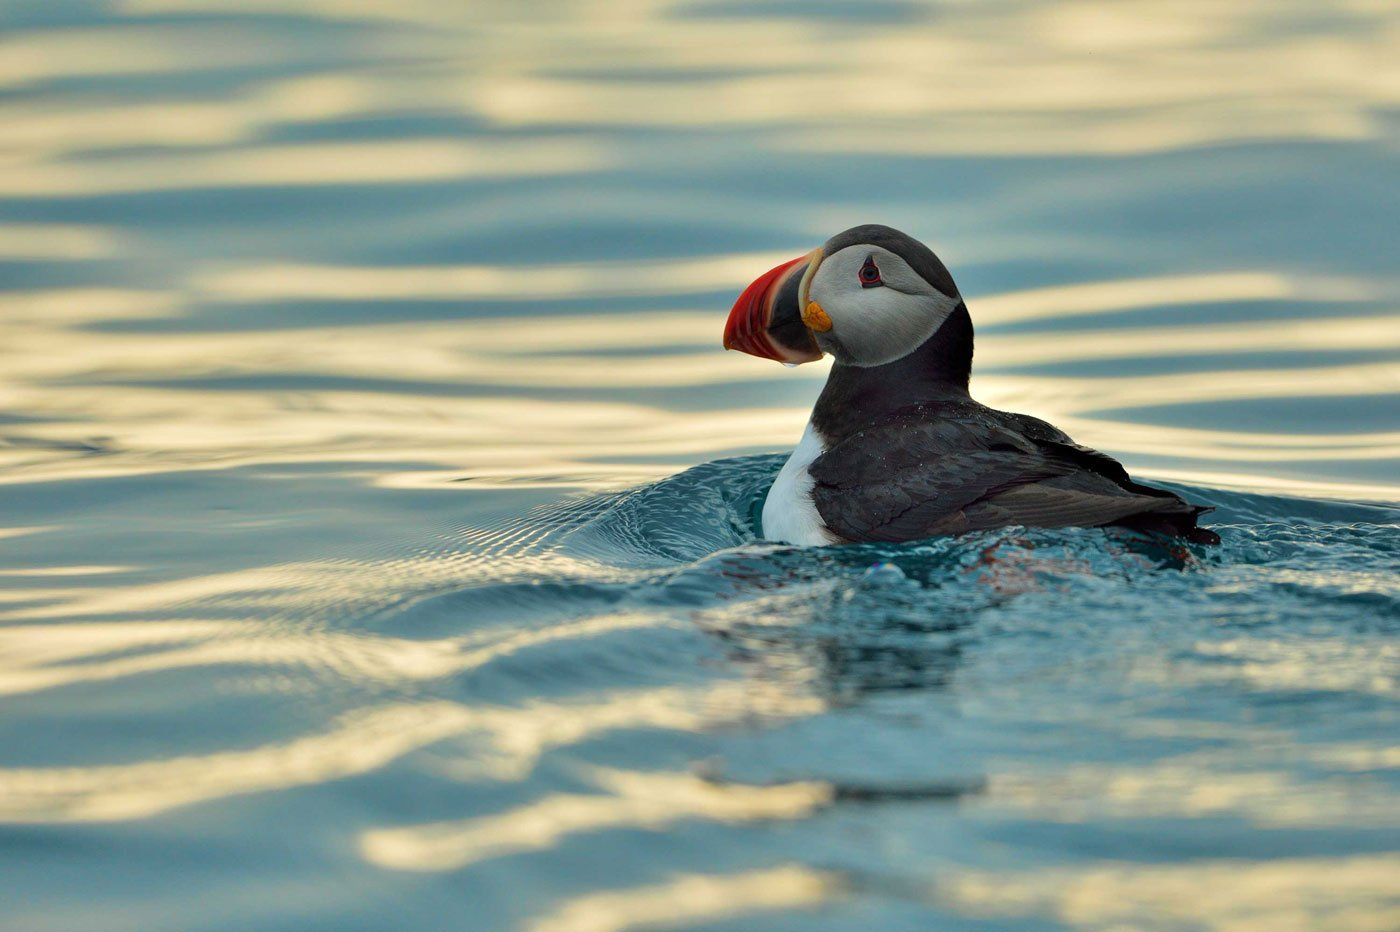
[805,244,960,367]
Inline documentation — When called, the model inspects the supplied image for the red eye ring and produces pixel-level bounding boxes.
[859,256,882,288]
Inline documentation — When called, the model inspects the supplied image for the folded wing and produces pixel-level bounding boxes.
[808,403,1214,543]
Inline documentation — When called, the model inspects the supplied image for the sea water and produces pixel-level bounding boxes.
[1,1,1397,929]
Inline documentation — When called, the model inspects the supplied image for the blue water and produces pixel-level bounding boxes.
[2,1,1399,929]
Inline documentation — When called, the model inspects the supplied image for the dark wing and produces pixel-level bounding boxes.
[809,405,1214,543]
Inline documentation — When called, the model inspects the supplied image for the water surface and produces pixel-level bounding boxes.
[1,1,1398,929]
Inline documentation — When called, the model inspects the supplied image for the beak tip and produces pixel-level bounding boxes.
[722,251,814,364]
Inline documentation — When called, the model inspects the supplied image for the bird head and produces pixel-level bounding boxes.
[723,224,963,368]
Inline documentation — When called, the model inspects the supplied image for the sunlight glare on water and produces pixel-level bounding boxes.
[0,0,1397,929]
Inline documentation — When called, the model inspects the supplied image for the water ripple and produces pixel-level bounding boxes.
[0,0,1396,927]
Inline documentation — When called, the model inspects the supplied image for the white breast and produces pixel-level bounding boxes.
[761,421,838,546]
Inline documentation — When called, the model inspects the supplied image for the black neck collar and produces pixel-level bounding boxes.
[810,302,974,442]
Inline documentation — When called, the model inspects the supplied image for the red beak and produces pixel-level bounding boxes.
[723,252,823,364]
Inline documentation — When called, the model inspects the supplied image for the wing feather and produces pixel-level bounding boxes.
[809,404,1206,543]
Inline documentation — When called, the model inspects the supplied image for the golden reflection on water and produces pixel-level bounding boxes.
[0,682,824,822]
[2,140,615,196]
[0,24,269,88]
[1,0,1396,499]
[96,0,1396,155]
[196,252,797,302]
[0,612,673,697]
[2,286,1396,496]
[987,759,1398,828]
[0,224,119,259]
[0,701,482,822]
[360,768,831,871]
[0,0,1392,157]
[938,855,1400,931]
[528,866,838,932]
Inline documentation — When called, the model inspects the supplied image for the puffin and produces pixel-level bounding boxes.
[723,224,1219,547]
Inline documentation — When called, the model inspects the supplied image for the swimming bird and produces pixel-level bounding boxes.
[723,224,1219,547]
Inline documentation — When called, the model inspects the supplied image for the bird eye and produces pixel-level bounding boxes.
[859,256,883,288]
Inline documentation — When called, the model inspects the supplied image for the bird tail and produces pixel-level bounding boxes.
[1116,505,1220,545]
